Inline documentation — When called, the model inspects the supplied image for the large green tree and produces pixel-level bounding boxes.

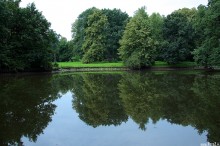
[193,0,220,68]
[148,13,164,60]
[118,7,157,69]
[102,8,129,61]
[162,10,195,64]
[57,37,73,62]
[81,9,109,63]
[0,0,20,71]
[0,1,57,72]
[71,7,97,61]
[71,8,129,62]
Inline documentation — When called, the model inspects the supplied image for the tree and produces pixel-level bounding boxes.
[102,8,129,61]
[193,0,220,68]
[57,37,73,62]
[0,0,20,72]
[0,1,57,72]
[71,7,97,61]
[14,3,56,71]
[148,13,164,60]
[71,8,129,62]
[193,5,207,47]
[118,7,157,69]
[162,10,195,64]
[81,9,109,63]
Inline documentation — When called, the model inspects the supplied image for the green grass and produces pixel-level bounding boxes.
[55,61,196,69]
[57,62,124,68]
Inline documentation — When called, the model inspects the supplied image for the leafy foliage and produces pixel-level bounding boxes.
[149,13,165,60]
[81,9,109,63]
[72,8,129,62]
[118,7,157,69]
[71,7,97,61]
[162,10,195,64]
[102,9,129,61]
[57,37,73,62]
[193,0,220,68]
[0,1,57,72]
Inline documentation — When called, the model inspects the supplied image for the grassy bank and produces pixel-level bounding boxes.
[57,62,124,68]
[56,61,196,69]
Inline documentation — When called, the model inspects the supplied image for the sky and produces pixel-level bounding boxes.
[20,0,208,40]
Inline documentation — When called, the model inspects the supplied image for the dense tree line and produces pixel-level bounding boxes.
[0,0,59,72]
[69,0,219,69]
[1,0,219,71]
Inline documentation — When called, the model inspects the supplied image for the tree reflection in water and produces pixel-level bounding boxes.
[71,72,220,143]
[0,71,219,145]
[71,73,128,127]
[0,74,60,146]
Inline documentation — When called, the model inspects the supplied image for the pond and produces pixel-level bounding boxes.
[0,71,220,146]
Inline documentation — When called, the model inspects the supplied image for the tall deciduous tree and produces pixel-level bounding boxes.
[149,13,164,60]
[0,0,20,71]
[0,1,57,72]
[57,37,73,62]
[72,8,129,62]
[81,9,109,63]
[71,7,97,61]
[193,0,220,68]
[118,7,156,69]
[102,8,129,61]
[162,10,195,64]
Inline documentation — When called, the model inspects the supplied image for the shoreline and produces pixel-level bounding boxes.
[52,66,218,73]
[1,66,219,74]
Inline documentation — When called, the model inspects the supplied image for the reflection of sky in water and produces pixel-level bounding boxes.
[23,92,207,146]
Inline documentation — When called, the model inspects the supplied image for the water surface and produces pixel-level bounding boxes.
[0,71,219,146]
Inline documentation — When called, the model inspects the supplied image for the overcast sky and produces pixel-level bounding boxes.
[20,0,208,40]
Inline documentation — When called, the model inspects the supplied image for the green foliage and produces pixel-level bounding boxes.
[57,37,73,62]
[119,7,157,69]
[0,1,57,72]
[81,9,109,63]
[71,7,97,60]
[0,0,20,71]
[72,8,129,62]
[193,0,220,68]
[162,10,195,64]
[193,5,207,47]
[102,9,129,61]
[149,13,164,60]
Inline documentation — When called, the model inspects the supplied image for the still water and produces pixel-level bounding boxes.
[0,71,220,146]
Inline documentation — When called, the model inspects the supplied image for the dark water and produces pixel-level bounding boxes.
[0,71,220,146]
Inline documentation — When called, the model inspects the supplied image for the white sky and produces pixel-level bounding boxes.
[20,0,208,40]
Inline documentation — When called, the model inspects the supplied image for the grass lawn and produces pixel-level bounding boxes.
[56,61,196,69]
[57,62,124,68]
